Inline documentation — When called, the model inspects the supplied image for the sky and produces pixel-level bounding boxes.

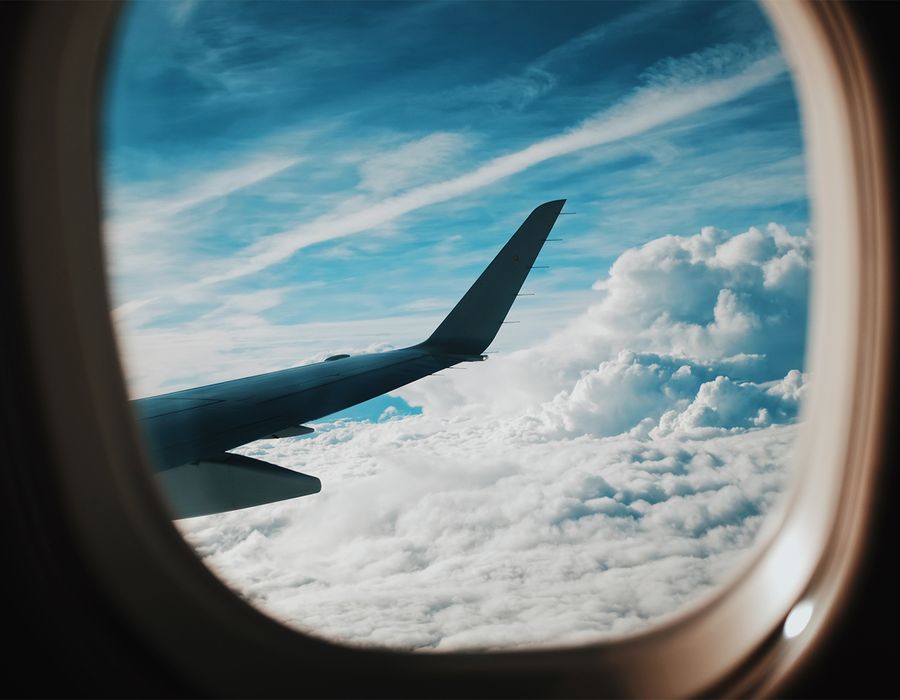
[103,0,811,650]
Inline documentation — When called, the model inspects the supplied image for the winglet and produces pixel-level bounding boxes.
[420,200,565,356]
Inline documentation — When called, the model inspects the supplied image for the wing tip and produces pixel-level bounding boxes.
[536,198,566,212]
[421,200,566,355]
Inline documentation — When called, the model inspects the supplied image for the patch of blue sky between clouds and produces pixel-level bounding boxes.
[255,395,421,443]
[321,395,422,426]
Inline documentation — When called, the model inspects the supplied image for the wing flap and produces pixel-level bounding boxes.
[157,452,321,518]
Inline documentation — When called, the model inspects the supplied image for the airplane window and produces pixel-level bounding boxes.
[103,0,811,650]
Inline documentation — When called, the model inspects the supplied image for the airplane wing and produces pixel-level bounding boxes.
[134,200,566,517]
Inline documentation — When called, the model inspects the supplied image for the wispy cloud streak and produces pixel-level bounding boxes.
[106,154,300,239]
[191,51,785,290]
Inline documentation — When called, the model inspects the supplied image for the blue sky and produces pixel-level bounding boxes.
[104,0,808,403]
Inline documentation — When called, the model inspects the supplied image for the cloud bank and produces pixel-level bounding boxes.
[176,221,810,650]
[398,222,810,420]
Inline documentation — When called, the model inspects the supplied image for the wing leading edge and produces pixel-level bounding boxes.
[134,200,565,518]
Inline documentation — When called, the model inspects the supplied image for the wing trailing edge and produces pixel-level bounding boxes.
[158,452,321,519]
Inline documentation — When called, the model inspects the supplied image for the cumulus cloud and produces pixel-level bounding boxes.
[399,222,810,418]
[526,352,805,441]
[175,221,810,651]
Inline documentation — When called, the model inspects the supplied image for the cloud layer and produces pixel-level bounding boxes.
[184,420,795,650]
[176,221,810,650]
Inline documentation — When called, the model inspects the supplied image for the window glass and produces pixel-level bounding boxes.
[104,0,810,650]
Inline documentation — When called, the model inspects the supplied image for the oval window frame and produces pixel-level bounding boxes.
[7,1,892,695]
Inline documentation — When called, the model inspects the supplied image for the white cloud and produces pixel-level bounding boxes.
[525,352,805,441]
[105,153,302,320]
[654,370,806,438]
[446,67,558,112]
[172,221,809,650]
[358,133,473,196]
[180,416,795,650]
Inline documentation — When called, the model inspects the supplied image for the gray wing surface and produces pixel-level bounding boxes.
[133,200,565,517]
